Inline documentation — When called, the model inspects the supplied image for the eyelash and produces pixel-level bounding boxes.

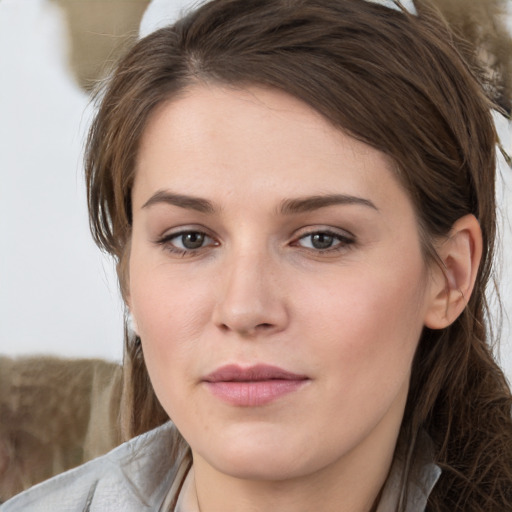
[155,230,218,257]
[155,228,355,257]
[293,229,355,253]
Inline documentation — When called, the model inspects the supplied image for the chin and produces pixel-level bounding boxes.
[194,428,334,482]
[210,449,306,481]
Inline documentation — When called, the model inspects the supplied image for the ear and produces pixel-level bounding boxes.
[127,310,140,335]
[122,282,138,336]
[424,214,483,330]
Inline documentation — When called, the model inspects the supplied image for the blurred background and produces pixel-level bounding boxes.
[0,0,511,375]
[0,0,186,362]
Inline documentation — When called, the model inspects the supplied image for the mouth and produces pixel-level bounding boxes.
[202,364,310,407]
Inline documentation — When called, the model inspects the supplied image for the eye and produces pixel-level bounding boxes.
[156,230,217,254]
[174,232,209,250]
[295,230,354,252]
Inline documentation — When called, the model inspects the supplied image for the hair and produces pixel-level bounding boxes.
[84,0,512,510]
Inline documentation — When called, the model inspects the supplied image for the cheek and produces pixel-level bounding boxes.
[129,246,211,335]
[298,257,428,395]
[128,258,214,399]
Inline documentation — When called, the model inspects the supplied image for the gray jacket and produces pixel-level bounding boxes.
[0,423,440,511]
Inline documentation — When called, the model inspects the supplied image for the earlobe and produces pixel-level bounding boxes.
[424,214,483,330]
[127,310,140,335]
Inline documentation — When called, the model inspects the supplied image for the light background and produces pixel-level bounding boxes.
[0,0,511,383]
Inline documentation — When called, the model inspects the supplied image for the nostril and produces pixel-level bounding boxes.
[217,322,275,335]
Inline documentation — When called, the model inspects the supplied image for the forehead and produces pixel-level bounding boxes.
[133,85,409,216]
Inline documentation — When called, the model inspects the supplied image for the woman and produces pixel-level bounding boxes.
[2,0,511,510]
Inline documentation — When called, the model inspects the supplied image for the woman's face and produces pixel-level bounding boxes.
[129,85,437,482]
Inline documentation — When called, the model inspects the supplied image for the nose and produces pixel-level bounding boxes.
[212,248,289,337]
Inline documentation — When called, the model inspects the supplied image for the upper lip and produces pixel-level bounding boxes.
[203,364,308,382]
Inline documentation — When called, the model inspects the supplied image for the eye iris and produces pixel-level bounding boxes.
[311,233,334,249]
[182,232,205,249]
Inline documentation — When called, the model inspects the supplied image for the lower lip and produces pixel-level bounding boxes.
[204,379,307,406]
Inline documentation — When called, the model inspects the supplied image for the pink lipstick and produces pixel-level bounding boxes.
[203,364,309,406]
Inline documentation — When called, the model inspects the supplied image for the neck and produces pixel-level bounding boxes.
[191,462,388,512]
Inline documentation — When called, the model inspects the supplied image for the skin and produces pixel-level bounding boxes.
[128,85,444,512]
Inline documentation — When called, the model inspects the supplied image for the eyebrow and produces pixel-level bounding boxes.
[141,190,378,215]
[142,190,216,214]
[279,194,378,215]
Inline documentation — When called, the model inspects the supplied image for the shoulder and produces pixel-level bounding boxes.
[0,423,186,512]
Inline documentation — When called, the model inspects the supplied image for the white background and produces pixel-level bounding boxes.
[0,0,511,383]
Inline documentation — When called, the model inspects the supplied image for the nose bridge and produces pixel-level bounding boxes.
[213,240,288,336]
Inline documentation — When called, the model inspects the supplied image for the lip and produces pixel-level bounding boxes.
[202,364,309,407]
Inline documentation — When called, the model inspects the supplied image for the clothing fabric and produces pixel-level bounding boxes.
[0,423,440,512]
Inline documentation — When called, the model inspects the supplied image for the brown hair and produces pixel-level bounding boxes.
[85,0,512,510]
